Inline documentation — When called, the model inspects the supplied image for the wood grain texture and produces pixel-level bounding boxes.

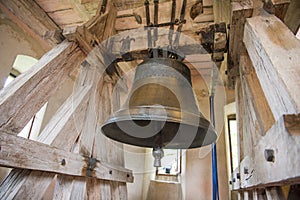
[9,85,91,199]
[239,114,300,189]
[244,13,300,120]
[226,0,253,88]
[0,41,84,134]
[0,131,133,183]
[240,54,275,135]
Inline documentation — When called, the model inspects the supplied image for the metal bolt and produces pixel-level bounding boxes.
[264,149,275,162]
[236,173,240,179]
[61,159,66,166]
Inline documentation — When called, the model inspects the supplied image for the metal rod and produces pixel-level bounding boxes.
[169,0,176,46]
[210,63,219,200]
[173,0,187,48]
[144,0,152,57]
[153,0,159,58]
[145,20,185,28]
[144,0,151,26]
[154,0,159,26]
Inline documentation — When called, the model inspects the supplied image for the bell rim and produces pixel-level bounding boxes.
[100,106,218,149]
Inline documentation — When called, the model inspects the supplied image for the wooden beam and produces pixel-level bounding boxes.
[7,84,91,199]
[0,0,62,48]
[226,0,253,89]
[239,114,300,189]
[263,0,290,21]
[243,13,300,121]
[63,1,117,54]
[239,54,275,134]
[0,40,85,134]
[0,131,133,183]
[235,78,244,162]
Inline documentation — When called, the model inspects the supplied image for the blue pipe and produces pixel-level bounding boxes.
[210,96,219,200]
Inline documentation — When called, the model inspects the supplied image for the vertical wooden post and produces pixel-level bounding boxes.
[243,12,300,120]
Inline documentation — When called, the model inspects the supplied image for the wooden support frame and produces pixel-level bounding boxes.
[232,11,300,192]
[226,0,253,89]
[0,1,133,199]
[263,0,290,21]
[0,41,84,134]
[243,12,300,120]
[0,131,133,183]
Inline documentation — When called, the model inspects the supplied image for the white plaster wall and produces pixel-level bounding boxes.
[124,145,147,200]
[0,11,45,89]
[0,10,46,183]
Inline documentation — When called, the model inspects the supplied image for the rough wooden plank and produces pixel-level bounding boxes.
[226,0,253,88]
[13,171,56,199]
[0,85,90,199]
[86,178,102,199]
[93,81,128,199]
[244,13,300,120]
[53,175,74,199]
[0,131,133,183]
[0,41,84,134]
[0,169,30,199]
[10,87,91,199]
[263,0,290,21]
[69,177,88,200]
[240,54,275,134]
[63,26,97,54]
[78,66,104,157]
[235,78,244,162]
[0,0,62,47]
[284,114,300,136]
[240,114,300,188]
[53,63,104,200]
[284,0,300,34]
[38,85,91,147]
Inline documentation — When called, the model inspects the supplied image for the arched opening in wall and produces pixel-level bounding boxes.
[4,55,48,140]
[1,54,49,183]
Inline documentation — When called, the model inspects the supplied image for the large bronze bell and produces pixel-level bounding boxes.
[101,58,217,149]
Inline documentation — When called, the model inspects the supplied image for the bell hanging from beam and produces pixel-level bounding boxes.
[101,57,217,152]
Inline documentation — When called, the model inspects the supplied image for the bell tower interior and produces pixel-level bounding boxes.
[0,0,299,199]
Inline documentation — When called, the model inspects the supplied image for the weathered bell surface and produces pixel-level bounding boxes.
[101,58,217,149]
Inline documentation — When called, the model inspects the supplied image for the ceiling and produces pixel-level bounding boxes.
[34,0,233,102]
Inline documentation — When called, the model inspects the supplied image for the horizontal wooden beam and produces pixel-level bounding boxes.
[238,114,300,189]
[0,131,133,183]
[0,40,85,134]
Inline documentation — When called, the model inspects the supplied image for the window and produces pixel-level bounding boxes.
[4,55,47,140]
[227,115,238,173]
[156,149,182,176]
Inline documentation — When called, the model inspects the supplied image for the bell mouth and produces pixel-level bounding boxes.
[101,106,217,149]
